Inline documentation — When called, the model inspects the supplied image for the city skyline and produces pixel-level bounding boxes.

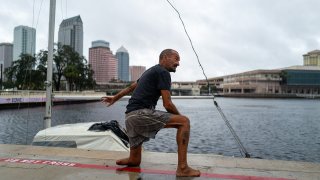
[1,19,144,84]
[2,1,320,81]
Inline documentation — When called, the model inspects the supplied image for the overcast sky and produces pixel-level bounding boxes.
[1,0,320,81]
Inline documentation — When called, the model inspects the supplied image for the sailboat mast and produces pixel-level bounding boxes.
[44,0,56,129]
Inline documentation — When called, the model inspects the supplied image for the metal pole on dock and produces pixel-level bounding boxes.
[0,64,3,90]
[44,0,56,129]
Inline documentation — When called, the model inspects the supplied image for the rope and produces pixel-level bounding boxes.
[165,0,250,158]
[165,0,210,87]
[214,101,250,158]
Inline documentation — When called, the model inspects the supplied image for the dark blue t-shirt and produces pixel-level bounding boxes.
[126,64,171,113]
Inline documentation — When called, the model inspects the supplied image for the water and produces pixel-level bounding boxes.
[0,97,319,163]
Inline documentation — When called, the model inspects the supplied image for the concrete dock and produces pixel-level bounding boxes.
[0,144,319,180]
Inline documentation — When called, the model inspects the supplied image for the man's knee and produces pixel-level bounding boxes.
[166,115,190,128]
[180,115,190,127]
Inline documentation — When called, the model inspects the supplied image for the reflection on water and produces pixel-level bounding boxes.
[0,97,319,163]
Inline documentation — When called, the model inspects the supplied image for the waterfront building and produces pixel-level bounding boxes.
[116,46,129,82]
[171,82,200,96]
[280,66,320,95]
[129,66,146,82]
[13,25,36,61]
[0,43,13,82]
[58,15,83,56]
[207,69,282,94]
[303,50,320,67]
[89,40,118,85]
[197,49,320,97]
[197,66,320,97]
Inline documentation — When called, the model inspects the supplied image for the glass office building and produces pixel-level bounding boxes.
[58,15,83,56]
[116,46,129,82]
[13,25,36,61]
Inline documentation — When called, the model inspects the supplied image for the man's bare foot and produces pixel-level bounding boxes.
[176,166,201,177]
[116,157,140,166]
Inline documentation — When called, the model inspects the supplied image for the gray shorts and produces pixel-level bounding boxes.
[125,108,172,148]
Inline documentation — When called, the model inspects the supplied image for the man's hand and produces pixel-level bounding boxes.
[101,96,115,107]
[100,82,137,107]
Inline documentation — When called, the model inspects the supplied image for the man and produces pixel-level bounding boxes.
[101,49,200,177]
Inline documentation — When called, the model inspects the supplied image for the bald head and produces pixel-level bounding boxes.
[159,49,180,72]
[159,49,178,61]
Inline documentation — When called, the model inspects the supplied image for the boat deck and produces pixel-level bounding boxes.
[0,144,319,180]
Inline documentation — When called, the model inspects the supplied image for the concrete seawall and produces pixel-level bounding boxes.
[0,91,105,109]
[0,144,319,180]
[0,90,215,109]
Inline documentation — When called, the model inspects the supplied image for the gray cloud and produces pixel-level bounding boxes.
[1,0,320,81]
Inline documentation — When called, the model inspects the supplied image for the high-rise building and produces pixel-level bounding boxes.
[130,65,146,82]
[58,15,83,56]
[116,46,129,82]
[303,50,320,67]
[89,40,118,84]
[0,43,13,68]
[13,25,36,61]
[0,43,13,83]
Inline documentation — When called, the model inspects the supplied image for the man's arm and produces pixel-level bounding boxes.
[161,90,180,115]
[101,82,137,106]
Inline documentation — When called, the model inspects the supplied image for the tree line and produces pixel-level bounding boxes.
[3,44,95,91]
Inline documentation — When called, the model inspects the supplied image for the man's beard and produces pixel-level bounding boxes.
[168,68,176,72]
[168,66,177,72]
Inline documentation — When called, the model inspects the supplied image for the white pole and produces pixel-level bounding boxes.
[44,0,56,129]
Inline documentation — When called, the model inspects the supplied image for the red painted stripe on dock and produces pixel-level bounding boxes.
[0,158,291,180]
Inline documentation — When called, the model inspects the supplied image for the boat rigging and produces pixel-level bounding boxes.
[166,0,251,158]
